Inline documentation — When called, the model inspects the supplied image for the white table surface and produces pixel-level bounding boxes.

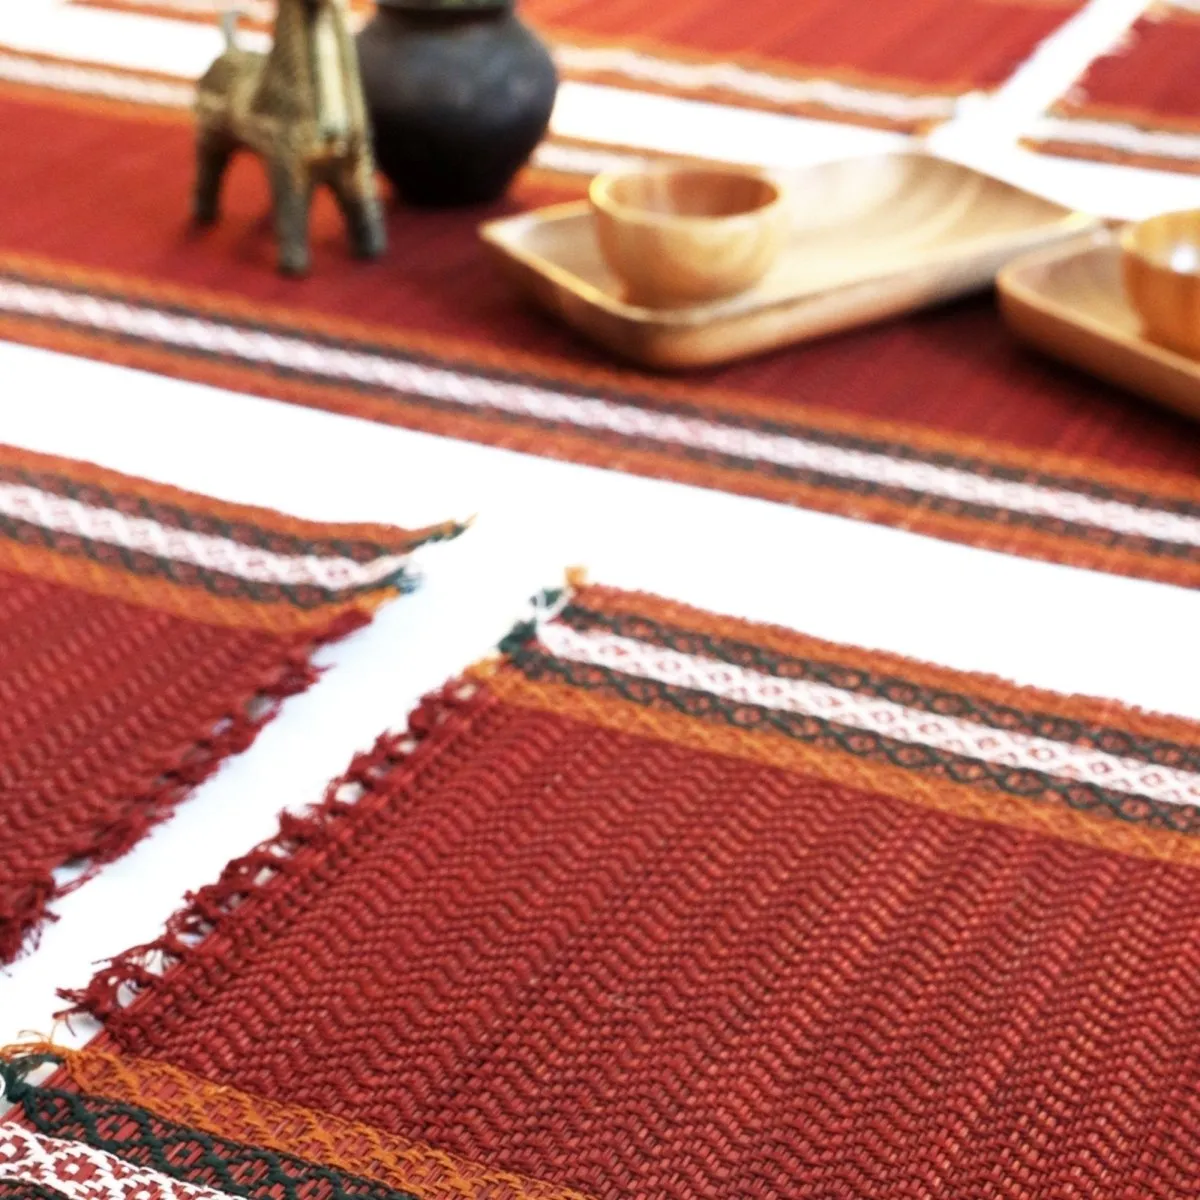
[1,0,1199,1051]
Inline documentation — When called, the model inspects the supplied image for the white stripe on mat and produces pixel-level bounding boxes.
[553,44,961,125]
[539,623,1200,808]
[0,49,647,177]
[0,1125,239,1200]
[0,48,194,107]
[1030,115,1200,163]
[1,278,1197,547]
[0,30,959,127]
[0,482,411,589]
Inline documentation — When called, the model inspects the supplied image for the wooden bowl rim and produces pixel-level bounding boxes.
[588,167,786,231]
[1119,210,1200,278]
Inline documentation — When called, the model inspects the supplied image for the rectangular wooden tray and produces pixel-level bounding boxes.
[998,235,1200,423]
[481,152,1097,370]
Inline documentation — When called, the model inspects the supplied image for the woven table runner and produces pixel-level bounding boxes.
[2,53,1200,591]
[6,579,1200,1196]
[61,0,1084,132]
[1026,3,1200,174]
[0,441,460,964]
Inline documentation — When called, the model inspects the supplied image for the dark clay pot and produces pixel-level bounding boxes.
[357,0,559,207]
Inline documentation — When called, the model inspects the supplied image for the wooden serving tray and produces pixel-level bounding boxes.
[481,153,1096,370]
[998,235,1200,423]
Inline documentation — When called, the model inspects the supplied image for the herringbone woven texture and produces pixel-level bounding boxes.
[69,587,1200,1199]
[0,443,457,963]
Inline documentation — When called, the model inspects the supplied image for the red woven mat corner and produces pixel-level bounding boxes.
[21,580,1200,1199]
[0,441,460,964]
[1026,3,1200,174]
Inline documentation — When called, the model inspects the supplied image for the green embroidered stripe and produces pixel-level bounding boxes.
[7,265,1198,563]
[556,603,1200,773]
[0,510,418,609]
[9,267,1199,519]
[509,643,1200,836]
[0,461,410,561]
[3,1070,420,1200]
[0,1179,75,1200]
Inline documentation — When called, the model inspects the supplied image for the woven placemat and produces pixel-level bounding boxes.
[1,46,1200,590]
[62,0,1085,132]
[1026,2,1200,174]
[0,441,460,963]
[9,578,1199,1198]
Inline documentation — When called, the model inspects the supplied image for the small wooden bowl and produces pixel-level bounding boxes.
[1121,211,1200,358]
[589,167,787,308]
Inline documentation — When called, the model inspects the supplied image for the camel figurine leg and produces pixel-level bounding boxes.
[269,158,313,276]
[195,0,384,276]
[329,156,387,260]
[194,130,236,225]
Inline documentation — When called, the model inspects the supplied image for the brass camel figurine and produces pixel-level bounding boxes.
[194,0,386,276]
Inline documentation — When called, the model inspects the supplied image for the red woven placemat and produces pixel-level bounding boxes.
[61,0,1084,132]
[1,53,1200,591]
[1026,3,1200,174]
[0,441,460,964]
[526,0,1085,131]
[9,579,1200,1197]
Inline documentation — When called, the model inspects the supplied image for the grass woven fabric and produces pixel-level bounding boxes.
[34,581,1200,1199]
[0,442,460,964]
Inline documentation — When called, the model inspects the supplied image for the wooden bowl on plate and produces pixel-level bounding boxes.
[1121,210,1200,358]
[589,167,787,308]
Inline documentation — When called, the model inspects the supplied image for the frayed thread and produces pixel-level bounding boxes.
[496,578,578,657]
[0,875,58,967]
[1,607,370,969]
[59,674,488,1027]
[0,1044,64,1106]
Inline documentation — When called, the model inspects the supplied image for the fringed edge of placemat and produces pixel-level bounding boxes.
[58,566,1200,1032]
[0,606,372,967]
[56,672,492,1023]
